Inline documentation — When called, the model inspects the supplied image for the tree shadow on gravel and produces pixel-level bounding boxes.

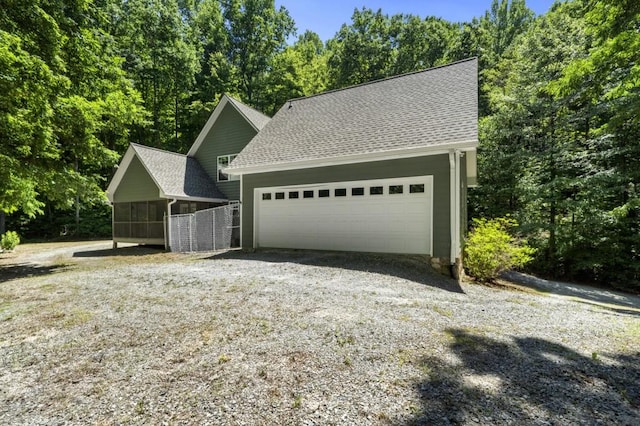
[407,328,640,425]
[0,263,69,283]
[72,245,165,258]
[209,249,464,293]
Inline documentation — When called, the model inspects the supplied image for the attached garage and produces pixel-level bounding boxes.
[225,58,479,271]
[254,176,433,254]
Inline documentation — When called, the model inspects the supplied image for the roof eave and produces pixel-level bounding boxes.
[160,193,228,203]
[187,95,232,157]
[106,145,139,202]
[225,139,478,176]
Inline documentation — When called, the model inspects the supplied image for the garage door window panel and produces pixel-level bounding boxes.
[389,185,404,194]
[410,184,425,193]
[370,186,383,195]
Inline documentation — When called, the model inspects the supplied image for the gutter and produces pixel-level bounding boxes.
[224,140,478,176]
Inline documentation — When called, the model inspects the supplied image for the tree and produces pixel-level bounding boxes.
[262,30,329,115]
[326,8,462,88]
[1,0,144,234]
[478,1,589,272]
[112,0,199,151]
[327,8,396,88]
[545,0,640,286]
[220,0,295,110]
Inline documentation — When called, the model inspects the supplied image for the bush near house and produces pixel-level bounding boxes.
[464,217,535,282]
[0,231,20,251]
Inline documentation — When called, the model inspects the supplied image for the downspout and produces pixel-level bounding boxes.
[166,199,177,251]
[455,150,462,265]
[449,150,462,268]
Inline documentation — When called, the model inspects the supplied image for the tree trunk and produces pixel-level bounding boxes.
[0,211,5,235]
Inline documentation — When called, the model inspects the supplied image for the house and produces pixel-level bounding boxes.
[107,58,478,275]
[225,58,478,275]
[105,95,271,247]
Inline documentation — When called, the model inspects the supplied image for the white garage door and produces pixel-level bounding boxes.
[254,176,432,255]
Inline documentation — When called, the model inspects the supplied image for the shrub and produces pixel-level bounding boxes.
[464,217,535,282]
[1,231,20,251]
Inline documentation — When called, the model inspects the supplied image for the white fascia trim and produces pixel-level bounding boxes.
[158,193,228,203]
[187,95,262,157]
[107,145,165,202]
[226,98,262,133]
[225,140,478,176]
[187,95,232,157]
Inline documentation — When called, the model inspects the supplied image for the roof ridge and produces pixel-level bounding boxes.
[131,142,186,158]
[288,57,478,103]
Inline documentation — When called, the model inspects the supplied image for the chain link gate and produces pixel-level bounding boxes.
[167,203,239,253]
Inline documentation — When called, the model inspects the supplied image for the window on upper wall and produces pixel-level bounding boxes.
[217,154,239,181]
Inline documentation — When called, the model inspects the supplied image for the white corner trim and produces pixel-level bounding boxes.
[252,187,259,249]
[466,149,478,188]
[166,199,177,251]
[239,174,244,249]
[224,140,478,176]
[187,95,232,157]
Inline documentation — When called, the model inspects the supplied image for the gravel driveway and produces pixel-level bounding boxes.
[1,241,639,425]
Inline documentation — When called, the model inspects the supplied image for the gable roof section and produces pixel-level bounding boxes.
[227,58,478,174]
[187,94,271,157]
[106,143,227,202]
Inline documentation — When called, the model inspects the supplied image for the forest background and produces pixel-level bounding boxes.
[1,0,638,290]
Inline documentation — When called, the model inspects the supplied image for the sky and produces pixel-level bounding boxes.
[275,0,557,42]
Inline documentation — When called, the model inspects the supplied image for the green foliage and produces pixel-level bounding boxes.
[473,0,640,289]
[327,8,462,88]
[0,231,20,251]
[464,218,535,282]
[2,0,638,291]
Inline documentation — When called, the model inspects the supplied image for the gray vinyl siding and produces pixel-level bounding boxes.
[113,156,161,202]
[241,154,452,258]
[193,104,258,201]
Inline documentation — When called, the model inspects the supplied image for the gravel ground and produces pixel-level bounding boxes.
[0,242,639,425]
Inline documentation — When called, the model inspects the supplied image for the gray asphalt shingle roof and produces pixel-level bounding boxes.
[228,58,478,171]
[227,96,271,131]
[131,143,226,201]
